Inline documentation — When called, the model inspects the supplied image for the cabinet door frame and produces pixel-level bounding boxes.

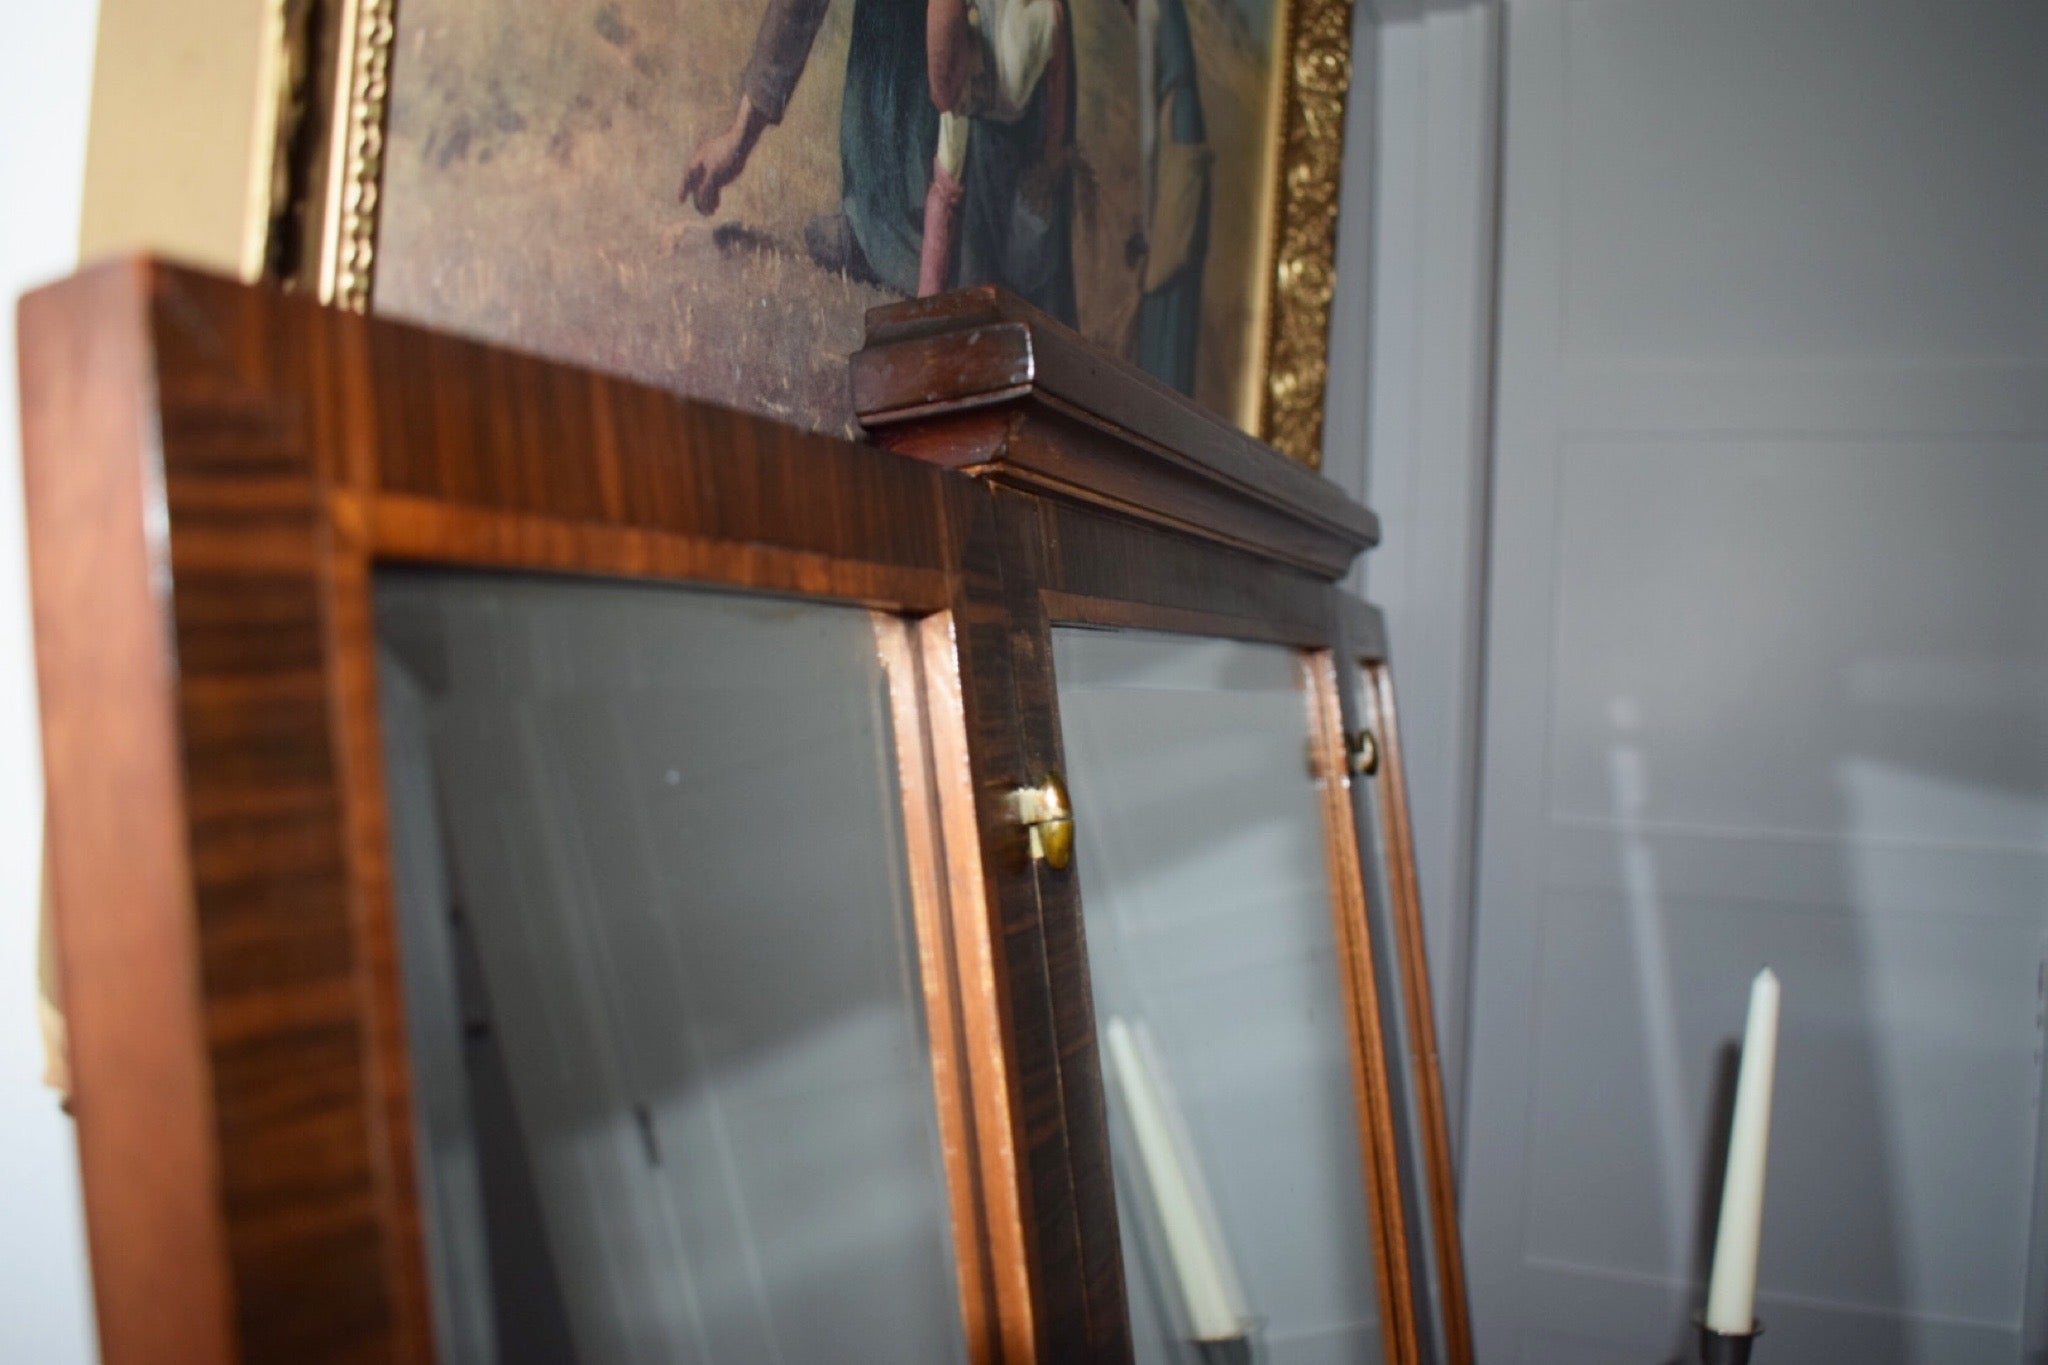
[27,264,1468,1365]
[987,487,1421,1365]
[855,288,1456,1365]
[22,260,1041,1365]
[1339,602,1477,1365]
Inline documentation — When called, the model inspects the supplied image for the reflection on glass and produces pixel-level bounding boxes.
[1053,628,1388,1365]
[377,569,967,1365]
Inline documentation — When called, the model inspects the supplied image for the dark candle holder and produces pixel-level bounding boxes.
[1696,1317,1762,1365]
[1193,1334,1254,1365]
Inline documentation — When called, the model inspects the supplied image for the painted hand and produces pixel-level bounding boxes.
[680,99,768,215]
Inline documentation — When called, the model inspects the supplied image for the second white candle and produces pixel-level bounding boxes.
[1703,967,1781,1335]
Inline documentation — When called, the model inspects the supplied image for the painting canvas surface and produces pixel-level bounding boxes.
[375,0,1283,436]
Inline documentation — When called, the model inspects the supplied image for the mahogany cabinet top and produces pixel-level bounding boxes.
[852,287,1378,581]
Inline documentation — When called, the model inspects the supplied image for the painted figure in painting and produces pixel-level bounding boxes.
[375,0,1280,439]
[682,0,1079,325]
[1132,0,1212,394]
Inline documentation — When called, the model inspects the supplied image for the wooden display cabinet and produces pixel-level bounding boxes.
[21,260,1469,1365]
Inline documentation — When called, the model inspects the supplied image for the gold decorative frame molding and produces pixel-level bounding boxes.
[313,0,397,310]
[278,0,1357,465]
[1257,0,1356,466]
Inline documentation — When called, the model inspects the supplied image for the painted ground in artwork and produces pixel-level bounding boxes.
[377,0,1272,436]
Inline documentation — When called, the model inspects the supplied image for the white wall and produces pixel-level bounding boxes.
[1350,1,1500,1145]
[0,4,104,1363]
[1461,2,2048,1361]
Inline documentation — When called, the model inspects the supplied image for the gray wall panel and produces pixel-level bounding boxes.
[1463,3,2048,1359]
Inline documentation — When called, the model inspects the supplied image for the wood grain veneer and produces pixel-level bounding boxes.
[23,260,1456,1365]
[1364,660,1476,1365]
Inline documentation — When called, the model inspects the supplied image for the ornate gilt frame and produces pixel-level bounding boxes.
[318,0,397,311]
[279,0,1357,465]
[1258,0,1356,464]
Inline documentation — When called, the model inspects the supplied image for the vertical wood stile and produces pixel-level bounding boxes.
[1306,651,1420,1365]
[1368,662,1474,1365]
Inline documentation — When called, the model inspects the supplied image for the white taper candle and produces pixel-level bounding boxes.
[1703,968,1781,1334]
[1102,1016,1247,1342]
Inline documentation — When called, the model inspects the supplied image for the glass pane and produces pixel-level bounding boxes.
[1052,628,1390,1365]
[376,569,967,1365]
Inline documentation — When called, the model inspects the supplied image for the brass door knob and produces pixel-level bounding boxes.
[1012,772,1074,870]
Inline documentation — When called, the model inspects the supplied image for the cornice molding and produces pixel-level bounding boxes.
[853,288,1380,581]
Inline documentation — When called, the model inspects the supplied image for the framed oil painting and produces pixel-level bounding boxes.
[297,0,1353,460]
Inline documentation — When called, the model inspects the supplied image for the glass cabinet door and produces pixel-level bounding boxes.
[1347,658,1472,1365]
[1053,627,1395,1365]
[377,569,969,1365]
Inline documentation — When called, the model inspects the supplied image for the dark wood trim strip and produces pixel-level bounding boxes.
[1040,591,1333,649]
[999,390,1375,574]
[1305,651,1421,1365]
[324,493,437,1364]
[1367,663,1475,1365]
[912,612,1042,1363]
[987,488,1135,1361]
[1028,500,1338,649]
[1341,593,1390,664]
[362,491,953,611]
[877,615,1003,1364]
